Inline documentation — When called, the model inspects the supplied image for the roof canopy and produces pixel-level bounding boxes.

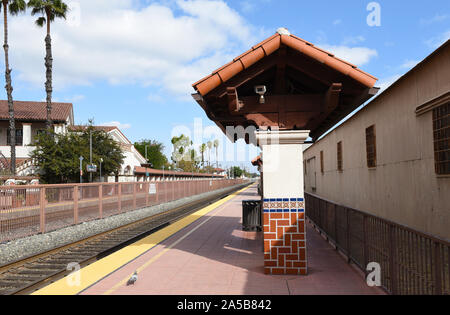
[192,29,379,141]
[0,100,73,123]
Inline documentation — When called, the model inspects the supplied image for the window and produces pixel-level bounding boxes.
[7,128,23,146]
[366,125,377,168]
[320,151,324,174]
[433,103,450,175]
[337,141,343,172]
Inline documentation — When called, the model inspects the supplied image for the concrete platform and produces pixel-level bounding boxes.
[79,185,385,295]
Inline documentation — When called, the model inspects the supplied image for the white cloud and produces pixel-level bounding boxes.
[64,94,85,103]
[320,45,378,66]
[100,121,132,130]
[400,59,420,70]
[240,1,255,13]
[377,74,402,92]
[6,0,259,97]
[333,19,342,25]
[425,30,450,49]
[420,14,449,25]
[342,35,365,45]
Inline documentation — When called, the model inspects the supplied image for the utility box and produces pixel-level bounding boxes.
[242,200,262,231]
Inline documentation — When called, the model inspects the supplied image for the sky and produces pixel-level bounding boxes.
[1,0,449,171]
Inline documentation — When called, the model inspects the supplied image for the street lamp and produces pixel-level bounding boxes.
[99,158,103,182]
[79,156,84,183]
[90,131,93,183]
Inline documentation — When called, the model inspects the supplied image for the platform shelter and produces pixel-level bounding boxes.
[192,28,379,275]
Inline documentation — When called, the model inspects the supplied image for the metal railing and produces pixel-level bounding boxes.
[0,179,247,243]
[305,193,450,295]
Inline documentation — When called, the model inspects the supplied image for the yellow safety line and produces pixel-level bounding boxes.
[33,185,252,295]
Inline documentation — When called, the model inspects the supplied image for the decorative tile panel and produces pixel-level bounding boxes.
[263,197,307,275]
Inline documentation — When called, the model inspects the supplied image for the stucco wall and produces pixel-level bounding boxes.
[303,43,450,241]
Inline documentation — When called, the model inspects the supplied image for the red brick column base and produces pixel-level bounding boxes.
[263,198,306,275]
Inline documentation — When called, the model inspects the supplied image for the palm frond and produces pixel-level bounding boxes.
[35,15,45,27]
[9,0,27,15]
[26,0,43,12]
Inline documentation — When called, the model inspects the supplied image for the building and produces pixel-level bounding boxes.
[134,166,226,182]
[303,40,450,241]
[0,101,146,182]
[70,125,147,182]
[0,100,74,175]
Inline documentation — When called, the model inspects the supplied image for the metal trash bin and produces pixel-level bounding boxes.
[242,200,262,231]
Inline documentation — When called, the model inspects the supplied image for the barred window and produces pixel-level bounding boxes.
[320,150,324,174]
[433,103,450,175]
[7,128,23,146]
[337,141,343,172]
[366,125,377,168]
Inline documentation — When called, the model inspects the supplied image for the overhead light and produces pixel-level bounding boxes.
[254,85,267,104]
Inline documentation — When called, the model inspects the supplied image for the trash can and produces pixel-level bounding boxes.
[242,200,262,231]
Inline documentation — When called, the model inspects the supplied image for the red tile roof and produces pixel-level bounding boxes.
[192,31,378,96]
[0,100,73,122]
[134,166,226,178]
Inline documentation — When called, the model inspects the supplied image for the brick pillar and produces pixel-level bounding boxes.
[256,130,309,275]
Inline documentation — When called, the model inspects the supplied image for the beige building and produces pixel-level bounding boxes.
[0,101,74,175]
[303,40,450,241]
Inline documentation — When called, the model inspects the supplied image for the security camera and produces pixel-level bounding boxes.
[254,85,267,104]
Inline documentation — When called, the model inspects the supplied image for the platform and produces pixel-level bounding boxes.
[35,185,384,295]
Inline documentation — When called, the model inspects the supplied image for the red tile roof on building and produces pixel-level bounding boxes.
[192,31,378,96]
[134,166,226,178]
[0,100,73,122]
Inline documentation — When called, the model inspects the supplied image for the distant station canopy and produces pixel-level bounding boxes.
[192,28,379,141]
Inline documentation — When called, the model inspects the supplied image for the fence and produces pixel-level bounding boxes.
[305,193,450,295]
[0,179,247,243]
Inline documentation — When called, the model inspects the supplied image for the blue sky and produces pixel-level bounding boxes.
[1,0,449,170]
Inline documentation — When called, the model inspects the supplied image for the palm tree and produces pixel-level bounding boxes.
[2,0,26,174]
[213,139,219,169]
[27,0,68,130]
[199,143,206,169]
[207,141,212,168]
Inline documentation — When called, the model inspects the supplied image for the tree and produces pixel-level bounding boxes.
[134,139,169,170]
[207,140,212,167]
[27,0,68,130]
[31,125,125,184]
[171,134,192,165]
[213,139,219,169]
[199,143,206,168]
[231,166,243,178]
[1,0,26,174]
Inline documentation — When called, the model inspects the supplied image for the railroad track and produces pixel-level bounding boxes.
[0,184,250,295]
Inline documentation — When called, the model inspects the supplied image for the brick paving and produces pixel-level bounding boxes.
[82,186,385,295]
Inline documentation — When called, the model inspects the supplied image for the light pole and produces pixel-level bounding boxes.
[99,158,103,182]
[89,130,93,183]
[79,156,84,183]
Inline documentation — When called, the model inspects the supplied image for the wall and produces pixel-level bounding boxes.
[303,43,450,241]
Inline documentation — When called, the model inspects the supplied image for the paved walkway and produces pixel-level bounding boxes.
[79,186,384,295]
